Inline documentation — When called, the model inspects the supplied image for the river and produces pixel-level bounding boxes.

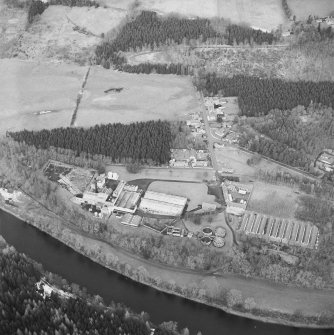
[0,209,332,335]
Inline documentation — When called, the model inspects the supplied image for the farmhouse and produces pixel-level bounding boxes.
[170,149,210,168]
[222,181,253,215]
[139,191,187,217]
[316,151,334,172]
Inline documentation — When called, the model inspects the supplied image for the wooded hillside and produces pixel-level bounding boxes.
[0,237,177,335]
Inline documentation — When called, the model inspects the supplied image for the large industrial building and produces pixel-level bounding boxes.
[71,174,142,216]
[139,191,187,217]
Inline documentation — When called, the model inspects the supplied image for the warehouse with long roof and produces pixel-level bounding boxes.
[139,191,187,217]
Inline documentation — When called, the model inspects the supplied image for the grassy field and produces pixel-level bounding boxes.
[0,59,203,134]
[148,181,217,210]
[247,181,299,218]
[106,165,216,183]
[77,67,202,126]
[289,0,334,20]
[18,5,126,63]
[215,146,308,180]
[0,59,86,134]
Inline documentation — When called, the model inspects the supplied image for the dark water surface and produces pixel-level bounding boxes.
[0,210,332,335]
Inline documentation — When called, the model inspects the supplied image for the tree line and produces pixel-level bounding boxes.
[95,10,276,70]
[28,0,48,24]
[119,63,194,75]
[8,121,172,165]
[281,0,292,19]
[0,237,179,335]
[48,0,99,6]
[194,73,334,116]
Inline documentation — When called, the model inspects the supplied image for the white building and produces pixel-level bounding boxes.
[107,171,119,180]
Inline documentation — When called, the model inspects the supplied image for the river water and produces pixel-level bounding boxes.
[0,209,332,335]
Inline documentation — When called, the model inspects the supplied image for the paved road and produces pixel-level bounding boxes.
[199,93,219,172]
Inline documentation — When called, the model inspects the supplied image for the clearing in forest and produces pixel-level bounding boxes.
[77,67,202,126]
[18,5,127,63]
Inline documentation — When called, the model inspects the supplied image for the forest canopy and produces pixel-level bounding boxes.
[0,237,178,335]
[8,121,172,165]
[239,104,334,171]
[195,74,334,116]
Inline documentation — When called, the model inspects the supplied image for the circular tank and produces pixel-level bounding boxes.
[202,227,213,237]
[215,226,226,238]
[200,236,212,246]
[213,236,225,248]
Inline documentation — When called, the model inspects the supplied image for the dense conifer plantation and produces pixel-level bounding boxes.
[95,10,276,70]
[195,74,334,116]
[9,121,172,165]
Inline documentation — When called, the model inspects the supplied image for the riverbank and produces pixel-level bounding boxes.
[1,201,333,329]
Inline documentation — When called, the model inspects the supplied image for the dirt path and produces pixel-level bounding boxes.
[200,92,219,171]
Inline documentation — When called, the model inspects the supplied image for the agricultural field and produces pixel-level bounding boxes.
[77,67,202,126]
[0,59,86,135]
[148,181,217,211]
[138,0,285,31]
[18,5,127,63]
[289,0,334,20]
[247,181,299,218]
[106,165,216,183]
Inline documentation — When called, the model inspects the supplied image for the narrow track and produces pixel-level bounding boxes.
[70,66,91,127]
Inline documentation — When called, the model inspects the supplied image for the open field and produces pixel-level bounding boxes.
[215,146,310,180]
[148,181,217,211]
[77,67,202,126]
[106,165,216,183]
[137,0,285,31]
[18,5,127,63]
[247,181,299,218]
[0,59,86,134]
[289,0,334,20]
[0,59,203,133]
